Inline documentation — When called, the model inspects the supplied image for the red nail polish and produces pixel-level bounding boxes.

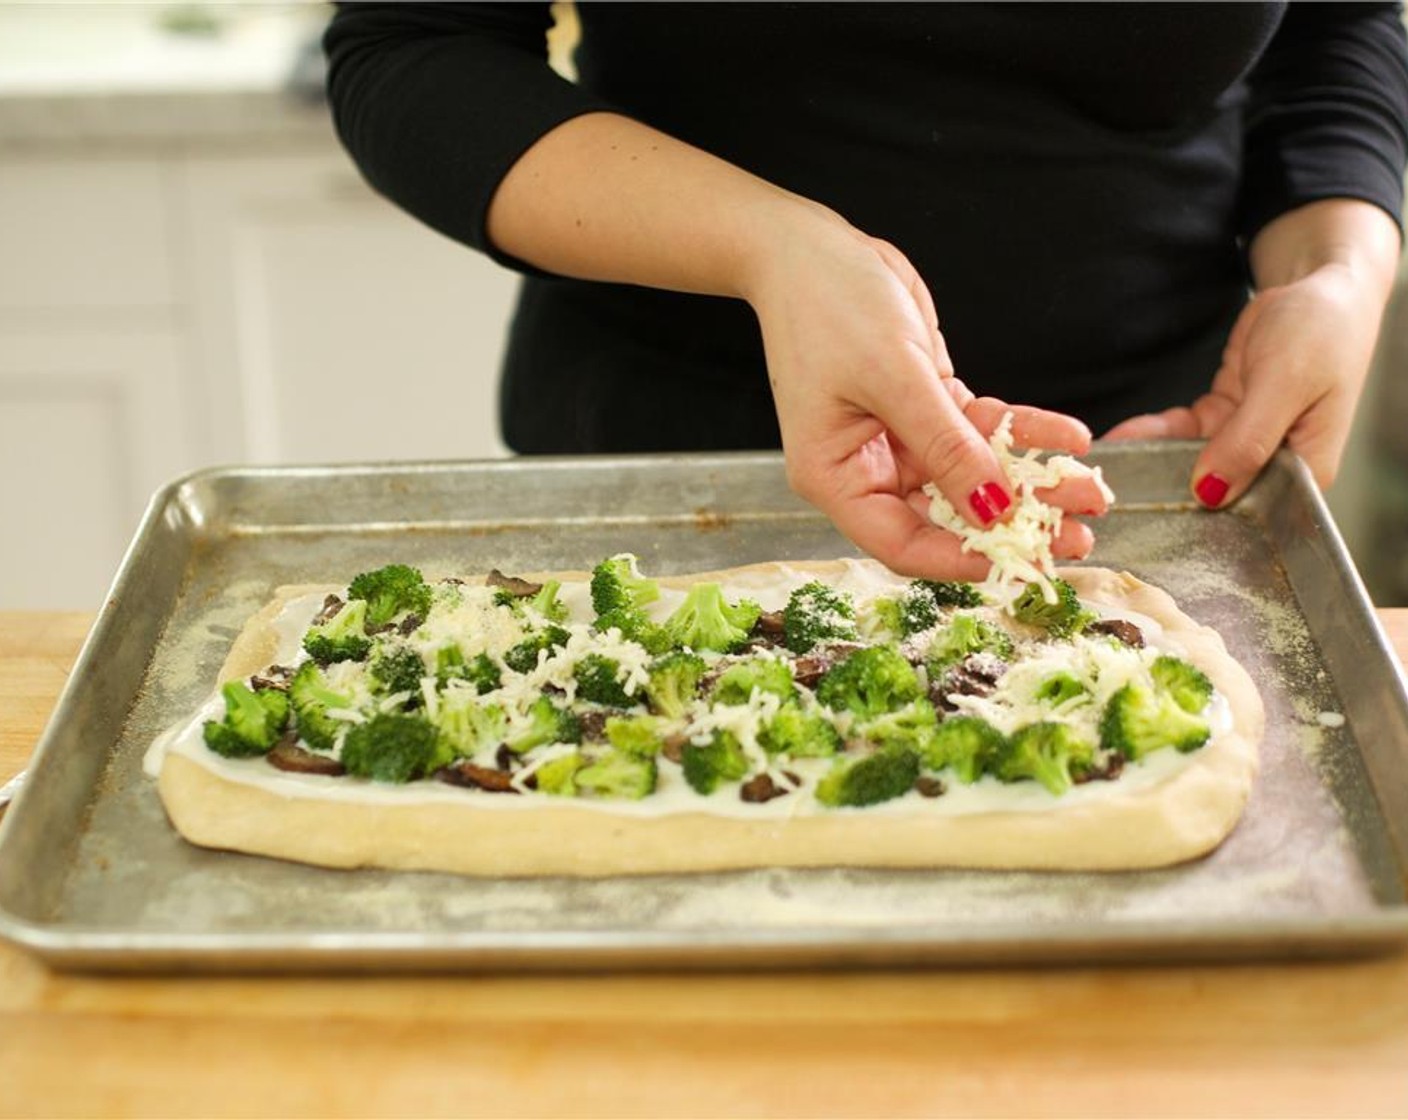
[968,486,999,526]
[981,481,1012,515]
[1195,473,1230,509]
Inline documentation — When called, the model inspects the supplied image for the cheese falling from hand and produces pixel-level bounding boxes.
[922,413,1114,603]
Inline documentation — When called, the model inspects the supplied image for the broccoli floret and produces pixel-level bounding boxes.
[682,730,750,794]
[1099,682,1211,761]
[642,650,707,719]
[996,721,1095,796]
[662,583,762,653]
[1033,670,1090,707]
[782,580,859,654]
[528,579,569,624]
[347,563,433,629]
[593,606,673,655]
[368,643,427,701]
[576,749,658,800]
[436,644,468,685]
[605,713,670,757]
[917,579,986,608]
[870,582,943,639]
[868,597,905,641]
[494,578,572,626]
[589,555,670,652]
[1011,578,1095,639]
[433,693,508,759]
[535,751,584,796]
[503,625,571,675]
[590,553,661,615]
[757,702,842,758]
[436,646,502,694]
[301,598,372,664]
[465,652,504,693]
[491,587,521,610]
[288,661,359,752]
[921,715,1007,783]
[710,657,796,706]
[506,695,582,754]
[926,613,1015,673]
[856,698,942,757]
[814,745,920,808]
[340,711,438,783]
[202,680,289,758]
[1150,655,1214,713]
[573,653,638,708]
[427,578,466,614]
[816,645,923,719]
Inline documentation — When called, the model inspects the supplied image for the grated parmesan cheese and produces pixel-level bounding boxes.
[409,584,529,660]
[923,413,1114,605]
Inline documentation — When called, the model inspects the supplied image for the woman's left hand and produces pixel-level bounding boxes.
[1104,200,1399,507]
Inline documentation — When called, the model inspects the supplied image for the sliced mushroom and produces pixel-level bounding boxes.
[486,569,542,598]
[1087,619,1145,648]
[267,737,345,776]
[250,664,295,692]
[312,594,344,625]
[792,642,867,687]
[740,772,789,803]
[436,760,519,793]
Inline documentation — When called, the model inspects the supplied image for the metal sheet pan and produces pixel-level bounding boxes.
[2,444,1406,971]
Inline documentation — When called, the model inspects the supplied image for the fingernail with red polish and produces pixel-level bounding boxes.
[1195,473,1230,509]
[981,481,1012,515]
[969,486,999,526]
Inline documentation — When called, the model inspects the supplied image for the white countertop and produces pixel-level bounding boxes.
[0,3,335,149]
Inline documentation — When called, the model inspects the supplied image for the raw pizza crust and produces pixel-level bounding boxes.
[156,563,1263,875]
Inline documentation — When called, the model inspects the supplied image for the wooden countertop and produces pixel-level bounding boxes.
[1,609,1406,1118]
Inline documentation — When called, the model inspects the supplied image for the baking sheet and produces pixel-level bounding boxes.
[2,444,1406,970]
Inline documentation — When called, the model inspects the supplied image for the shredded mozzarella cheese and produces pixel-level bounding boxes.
[944,633,1153,740]
[683,688,785,774]
[923,413,1114,604]
[527,623,654,704]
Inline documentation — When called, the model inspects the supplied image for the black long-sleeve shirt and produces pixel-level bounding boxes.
[325,2,1408,453]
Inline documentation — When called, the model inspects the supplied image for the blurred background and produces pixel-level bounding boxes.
[1,1,1406,610]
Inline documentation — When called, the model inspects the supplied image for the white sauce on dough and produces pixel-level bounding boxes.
[146,562,1217,820]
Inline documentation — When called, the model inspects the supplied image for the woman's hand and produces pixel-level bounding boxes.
[485,112,1108,570]
[742,210,1103,579]
[1105,200,1399,505]
[1105,264,1383,501]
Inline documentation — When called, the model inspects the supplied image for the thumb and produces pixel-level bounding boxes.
[1189,380,1300,509]
[881,370,1014,530]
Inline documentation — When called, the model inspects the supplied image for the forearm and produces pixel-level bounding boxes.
[485,111,844,300]
[1248,198,1400,300]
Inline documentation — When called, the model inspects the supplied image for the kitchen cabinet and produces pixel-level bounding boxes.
[178,154,515,467]
[0,326,190,609]
[1,143,517,610]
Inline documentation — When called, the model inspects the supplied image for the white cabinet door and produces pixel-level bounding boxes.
[180,151,518,466]
[0,158,174,312]
[0,328,190,609]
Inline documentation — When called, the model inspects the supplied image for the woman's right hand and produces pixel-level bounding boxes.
[484,113,1102,574]
[741,206,1105,579]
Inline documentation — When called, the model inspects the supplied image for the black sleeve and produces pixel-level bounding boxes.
[1238,2,1408,242]
[323,2,615,268]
